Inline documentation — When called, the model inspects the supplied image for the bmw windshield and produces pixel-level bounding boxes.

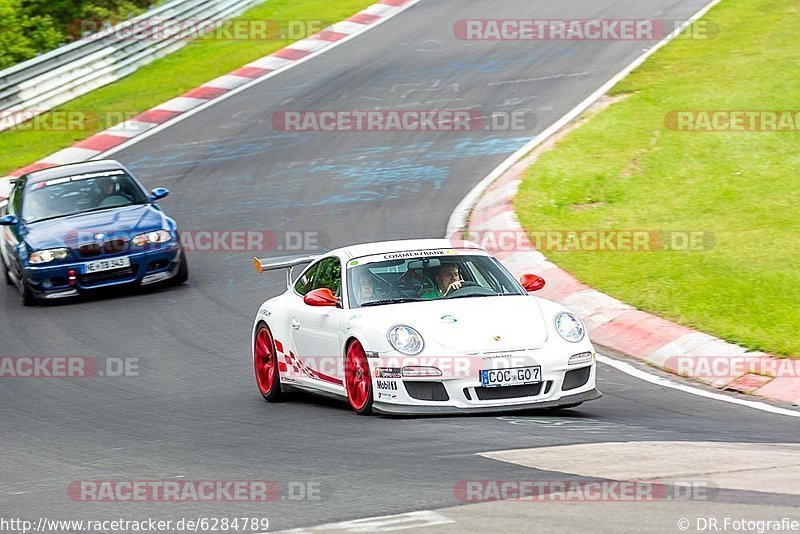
[22,170,149,224]
[347,252,526,308]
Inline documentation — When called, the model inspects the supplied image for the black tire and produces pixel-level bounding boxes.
[19,277,36,306]
[1,254,12,286]
[171,251,189,286]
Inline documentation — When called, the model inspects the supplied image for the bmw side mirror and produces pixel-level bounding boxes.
[150,188,170,201]
[0,214,18,226]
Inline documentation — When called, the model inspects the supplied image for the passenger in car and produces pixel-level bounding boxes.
[353,270,376,305]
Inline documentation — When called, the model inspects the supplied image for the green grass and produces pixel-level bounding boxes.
[0,0,375,176]
[515,0,800,356]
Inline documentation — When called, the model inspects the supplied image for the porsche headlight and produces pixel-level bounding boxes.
[29,248,69,264]
[387,325,424,355]
[555,312,585,343]
[132,230,171,247]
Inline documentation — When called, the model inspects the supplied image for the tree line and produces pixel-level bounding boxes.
[1,0,158,69]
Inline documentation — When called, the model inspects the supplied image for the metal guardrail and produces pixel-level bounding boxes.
[0,0,264,131]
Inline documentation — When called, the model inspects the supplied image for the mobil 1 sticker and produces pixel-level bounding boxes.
[377,380,398,391]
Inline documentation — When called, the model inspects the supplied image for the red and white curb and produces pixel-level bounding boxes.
[458,158,799,407]
[446,0,798,408]
[0,0,419,201]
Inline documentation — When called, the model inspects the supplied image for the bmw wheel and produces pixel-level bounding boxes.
[18,276,36,306]
[1,255,12,286]
[171,251,189,286]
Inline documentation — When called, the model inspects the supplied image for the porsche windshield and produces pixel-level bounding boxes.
[347,253,526,308]
[22,170,149,223]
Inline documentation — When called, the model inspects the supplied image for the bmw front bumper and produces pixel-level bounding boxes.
[23,243,183,298]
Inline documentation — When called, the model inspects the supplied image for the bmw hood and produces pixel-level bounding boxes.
[362,296,549,353]
[24,205,168,250]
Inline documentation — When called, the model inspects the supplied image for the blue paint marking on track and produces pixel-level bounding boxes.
[266,135,534,208]
[127,131,533,216]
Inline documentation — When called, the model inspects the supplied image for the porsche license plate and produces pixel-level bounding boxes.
[84,256,131,273]
[481,366,541,387]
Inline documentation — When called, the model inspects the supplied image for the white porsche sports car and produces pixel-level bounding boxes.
[251,239,601,415]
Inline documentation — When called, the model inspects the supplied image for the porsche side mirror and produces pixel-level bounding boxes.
[521,273,545,292]
[0,214,18,226]
[304,288,338,307]
[150,187,170,201]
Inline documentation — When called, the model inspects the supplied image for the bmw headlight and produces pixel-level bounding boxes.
[132,230,172,247]
[555,312,585,343]
[29,248,70,264]
[387,325,424,355]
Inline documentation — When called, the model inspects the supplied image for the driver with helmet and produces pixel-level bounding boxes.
[94,176,130,208]
[420,263,463,299]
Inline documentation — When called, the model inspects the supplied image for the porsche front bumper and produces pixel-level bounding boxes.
[373,387,602,415]
[369,353,600,415]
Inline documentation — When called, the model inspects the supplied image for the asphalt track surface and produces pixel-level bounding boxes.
[1,0,798,532]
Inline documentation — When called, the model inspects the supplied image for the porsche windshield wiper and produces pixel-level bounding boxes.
[361,298,424,306]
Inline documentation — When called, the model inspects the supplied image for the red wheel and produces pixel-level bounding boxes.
[254,324,282,401]
[345,340,373,414]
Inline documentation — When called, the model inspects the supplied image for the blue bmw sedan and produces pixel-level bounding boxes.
[0,160,188,305]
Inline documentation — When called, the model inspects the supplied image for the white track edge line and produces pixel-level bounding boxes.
[445,0,721,237]
[95,0,423,159]
[598,354,800,417]
[440,0,793,414]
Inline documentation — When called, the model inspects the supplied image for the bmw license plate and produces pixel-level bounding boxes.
[84,256,131,273]
[481,366,541,387]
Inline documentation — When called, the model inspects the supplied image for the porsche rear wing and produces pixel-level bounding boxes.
[253,254,318,287]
